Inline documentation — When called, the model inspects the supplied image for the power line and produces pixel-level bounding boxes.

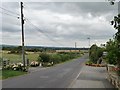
[22,3,65,47]
[26,20,64,46]
[0,6,20,16]
[0,11,19,18]
[25,18,64,46]
[1,3,64,47]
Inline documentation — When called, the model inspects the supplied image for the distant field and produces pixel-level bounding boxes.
[2,51,39,63]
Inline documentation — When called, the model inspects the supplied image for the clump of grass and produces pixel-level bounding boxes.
[85,60,93,65]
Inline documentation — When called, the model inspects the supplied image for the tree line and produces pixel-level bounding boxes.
[89,11,120,75]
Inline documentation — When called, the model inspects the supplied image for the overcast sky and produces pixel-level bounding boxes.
[1,2,118,48]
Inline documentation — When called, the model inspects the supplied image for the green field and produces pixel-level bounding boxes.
[1,50,83,64]
[2,51,39,63]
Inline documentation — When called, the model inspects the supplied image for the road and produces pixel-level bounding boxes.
[2,54,88,88]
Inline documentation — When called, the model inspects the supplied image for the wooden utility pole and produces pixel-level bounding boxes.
[75,42,77,53]
[20,2,25,70]
[75,42,77,48]
[87,37,90,47]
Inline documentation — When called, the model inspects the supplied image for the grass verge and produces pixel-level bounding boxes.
[0,70,27,79]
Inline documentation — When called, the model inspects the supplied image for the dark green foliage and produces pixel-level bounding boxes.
[106,39,117,65]
[9,49,16,54]
[37,56,42,62]
[111,13,120,75]
[2,47,14,51]
[60,54,70,62]
[38,53,51,63]
[89,44,103,64]
[7,46,23,54]
[50,54,62,64]
[38,52,82,66]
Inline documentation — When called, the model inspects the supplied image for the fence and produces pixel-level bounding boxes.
[107,64,120,89]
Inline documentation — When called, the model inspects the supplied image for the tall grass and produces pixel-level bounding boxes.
[2,51,39,63]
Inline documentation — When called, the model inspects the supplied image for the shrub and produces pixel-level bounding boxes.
[60,54,70,61]
[89,44,103,64]
[37,52,82,67]
[85,60,93,65]
[106,39,117,65]
[50,54,61,64]
[38,53,51,63]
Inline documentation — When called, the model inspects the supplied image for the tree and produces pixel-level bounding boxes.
[89,44,103,64]
[106,39,117,65]
[89,44,103,63]
[111,14,120,75]
[38,53,51,63]
[89,44,98,63]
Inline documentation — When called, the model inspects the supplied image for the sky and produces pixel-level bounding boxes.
[1,1,118,48]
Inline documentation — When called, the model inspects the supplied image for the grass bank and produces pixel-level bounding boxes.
[1,70,27,79]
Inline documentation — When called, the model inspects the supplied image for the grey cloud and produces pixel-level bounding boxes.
[1,2,118,47]
[2,21,20,33]
[2,2,20,13]
[25,2,118,17]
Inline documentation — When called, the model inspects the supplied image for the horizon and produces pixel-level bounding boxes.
[1,44,90,49]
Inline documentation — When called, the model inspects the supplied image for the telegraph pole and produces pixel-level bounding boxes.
[75,42,77,48]
[75,42,77,53]
[20,2,25,71]
[87,37,90,47]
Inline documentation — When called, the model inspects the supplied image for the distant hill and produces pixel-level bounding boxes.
[1,44,89,50]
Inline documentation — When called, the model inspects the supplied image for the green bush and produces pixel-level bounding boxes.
[38,52,82,67]
[106,39,117,65]
[50,54,62,64]
[89,44,103,64]
[37,56,42,62]
[38,53,51,63]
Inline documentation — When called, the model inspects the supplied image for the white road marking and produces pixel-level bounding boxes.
[68,65,84,88]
